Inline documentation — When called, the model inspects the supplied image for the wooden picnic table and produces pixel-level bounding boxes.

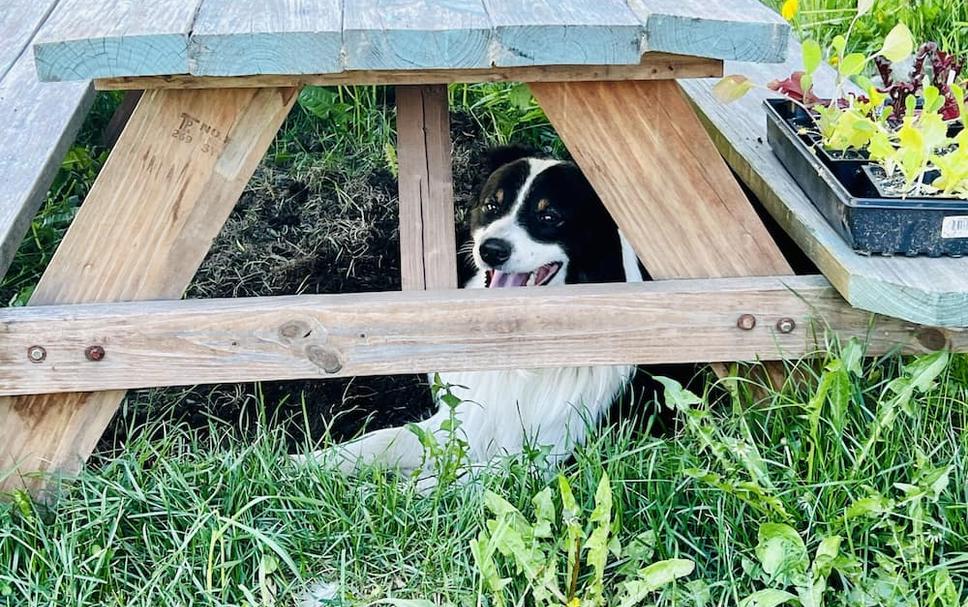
[2,0,965,496]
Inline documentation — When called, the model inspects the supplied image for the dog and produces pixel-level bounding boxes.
[301,145,643,481]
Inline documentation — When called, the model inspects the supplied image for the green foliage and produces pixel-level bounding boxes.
[471,473,695,607]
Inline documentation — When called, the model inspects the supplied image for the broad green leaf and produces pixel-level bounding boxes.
[531,486,555,538]
[508,83,533,110]
[755,523,809,586]
[838,53,867,77]
[842,339,864,376]
[654,376,703,411]
[618,560,694,607]
[845,494,894,519]
[907,350,949,392]
[802,40,822,74]
[830,35,847,59]
[739,589,799,607]
[800,74,814,98]
[879,22,914,63]
[713,75,754,103]
[857,0,874,17]
[811,536,842,579]
[637,559,695,591]
[584,475,613,607]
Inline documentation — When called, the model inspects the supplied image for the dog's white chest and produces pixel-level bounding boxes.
[434,364,634,462]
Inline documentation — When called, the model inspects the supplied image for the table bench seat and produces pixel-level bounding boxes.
[0,1,93,279]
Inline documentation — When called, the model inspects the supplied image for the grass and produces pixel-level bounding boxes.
[2,349,966,606]
[2,2,968,606]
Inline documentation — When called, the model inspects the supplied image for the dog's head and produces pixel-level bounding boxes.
[469,145,628,288]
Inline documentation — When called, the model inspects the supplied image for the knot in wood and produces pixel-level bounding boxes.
[305,344,343,374]
[279,320,313,341]
[915,327,947,351]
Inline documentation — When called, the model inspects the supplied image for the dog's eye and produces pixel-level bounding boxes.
[538,208,562,225]
[483,202,501,215]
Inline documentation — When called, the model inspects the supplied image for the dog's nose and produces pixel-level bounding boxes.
[479,238,512,266]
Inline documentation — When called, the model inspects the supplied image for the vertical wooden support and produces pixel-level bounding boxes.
[101,90,144,148]
[531,80,793,382]
[395,85,458,291]
[0,86,297,496]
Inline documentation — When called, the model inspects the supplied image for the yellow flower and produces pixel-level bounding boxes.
[781,0,799,21]
[567,599,581,607]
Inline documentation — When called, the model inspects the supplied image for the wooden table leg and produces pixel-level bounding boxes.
[396,85,458,291]
[0,87,297,496]
[531,80,794,383]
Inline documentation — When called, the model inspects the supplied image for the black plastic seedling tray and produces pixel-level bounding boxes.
[764,98,968,257]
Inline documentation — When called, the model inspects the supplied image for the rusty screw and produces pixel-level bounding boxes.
[776,318,797,334]
[736,314,757,331]
[85,345,105,362]
[27,345,47,363]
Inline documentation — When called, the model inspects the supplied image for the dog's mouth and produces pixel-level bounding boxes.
[485,262,562,288]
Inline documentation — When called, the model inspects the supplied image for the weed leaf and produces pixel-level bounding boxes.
[739,589,799,607]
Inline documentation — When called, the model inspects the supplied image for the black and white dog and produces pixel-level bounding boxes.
[302,146,642,479]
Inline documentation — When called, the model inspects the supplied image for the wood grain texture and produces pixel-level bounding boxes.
[190,0,342,76]
[627,0,790,63]
[343,0,492,70]
[32,0,201,81]
[680,40,968,328]
[0,0,59,81]
[95,53,723,89]
[0,275,961,396]
[484,0,642,67]
[0,86,297,495]
[531,80,792,280]
[0,50,93,280]
[396,85,459,291]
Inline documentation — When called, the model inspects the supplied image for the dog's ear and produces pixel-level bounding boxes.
[485,144,538,174]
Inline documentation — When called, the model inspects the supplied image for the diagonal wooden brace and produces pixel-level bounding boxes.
[0,87,297,496]
[531,79,794,383]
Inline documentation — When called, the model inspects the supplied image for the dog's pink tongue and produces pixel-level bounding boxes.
[489,270,529,288]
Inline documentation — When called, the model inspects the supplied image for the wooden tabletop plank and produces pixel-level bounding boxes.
[190,0,342,76]
[681,41,968,327]
[343,0,493,70]
[33,0,202,81]
[628,0,790,63]
[0,0,59,82]
[484,0,642,66]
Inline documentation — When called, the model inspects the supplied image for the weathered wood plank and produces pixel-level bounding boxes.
[0,50,93,281]
[627,0,790,63]
[680,40,968,328]
[190,0,342,76]
[531,80,792,279]
[484,0,642,67]
[0,0,59,81]
[32,0,202,81]
[0,275,961,397]
[343,0,493,70]
[95,53,723,90]
[0,86,297,496]
[396,85,459,291]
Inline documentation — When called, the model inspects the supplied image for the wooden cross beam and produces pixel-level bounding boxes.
[0,275,958,398]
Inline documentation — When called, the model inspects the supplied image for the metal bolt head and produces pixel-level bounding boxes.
[85,345,105,362]
[776,318,797,334]
[27,345,47,363]
[736,314,757,331]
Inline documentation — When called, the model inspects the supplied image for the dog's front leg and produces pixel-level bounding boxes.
[294,419,437,476]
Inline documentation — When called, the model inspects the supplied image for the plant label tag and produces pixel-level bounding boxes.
[941,216,968,239]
